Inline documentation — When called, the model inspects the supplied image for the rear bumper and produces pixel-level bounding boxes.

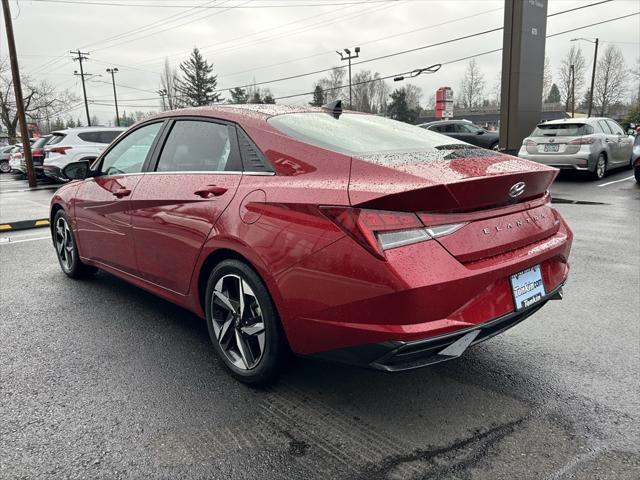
[312,283,564,371]
[518,149,597,171]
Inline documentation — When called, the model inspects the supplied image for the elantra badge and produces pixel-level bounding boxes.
[509,182,526,198]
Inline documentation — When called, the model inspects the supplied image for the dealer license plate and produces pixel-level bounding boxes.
[510,265,546,311]
[544,143,559,152]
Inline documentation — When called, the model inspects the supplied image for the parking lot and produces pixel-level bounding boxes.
[0,168,638,479]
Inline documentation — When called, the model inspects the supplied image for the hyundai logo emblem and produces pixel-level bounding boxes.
[509,182,526,198]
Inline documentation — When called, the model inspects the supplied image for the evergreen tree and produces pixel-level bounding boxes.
[309,85,325,106]
[250,91,263,104]
[229,87,248,104]
[263,89,275,104]
[66,117,75,128]
[176,47,222,106]
[76,117,83,127]
[387,88,419,124]
[546,83,561,104]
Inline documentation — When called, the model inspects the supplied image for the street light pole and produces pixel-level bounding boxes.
[570,64,575,118]
[336,47,360,109]
[106,68,120,127]
[158,89,167,111]
[2,0,36,187]
[571,37,598,117]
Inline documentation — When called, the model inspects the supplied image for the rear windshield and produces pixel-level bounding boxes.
[532,123,594,136]
[32,136,52,148]
[47,134,66,146]
[268,112,451,155]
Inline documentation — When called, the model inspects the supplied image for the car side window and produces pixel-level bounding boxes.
[598,120,613,134]
[443,124,457,133]
[100,122,162,176]
[606,120,624,136]
[155,120,236,172]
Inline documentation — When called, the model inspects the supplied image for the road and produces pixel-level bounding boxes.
[0,168,638,479]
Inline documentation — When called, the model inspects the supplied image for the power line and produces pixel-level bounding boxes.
[274,11,639,101]
[22,0,409,8]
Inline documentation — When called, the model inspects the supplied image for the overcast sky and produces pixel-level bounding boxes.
[2,0,639,124]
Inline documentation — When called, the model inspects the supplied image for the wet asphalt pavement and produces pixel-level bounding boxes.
[0,168,638,479]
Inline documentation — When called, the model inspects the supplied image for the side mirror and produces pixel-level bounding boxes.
[62,161,90,180]
[628,129,635,135]
[477,130,485,135]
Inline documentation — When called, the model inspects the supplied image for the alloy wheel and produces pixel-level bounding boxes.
[596,156,606,179]
[55,216,74,272]
[210,274,266,370]
[0,161,10,173]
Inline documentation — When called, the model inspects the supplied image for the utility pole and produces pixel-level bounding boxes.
[336,47,360,109]
[2,0,36,187]
[71,49,92,126]
[106,67,120,126]
[571,38,598,117]
[158,89,167,111]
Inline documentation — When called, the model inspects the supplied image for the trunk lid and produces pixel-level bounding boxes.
[348,148,559,262]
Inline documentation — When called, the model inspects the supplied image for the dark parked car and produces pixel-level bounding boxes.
[419,120,500,150]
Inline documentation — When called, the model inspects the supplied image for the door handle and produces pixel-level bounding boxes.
[113,188,131,198]
[194,185,228,198]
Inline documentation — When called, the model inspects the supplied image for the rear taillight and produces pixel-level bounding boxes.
[568,137,595,145]
[32,148,43,156]
[523,139,536,147]
[321,207,465,259]
[46,146,71,155]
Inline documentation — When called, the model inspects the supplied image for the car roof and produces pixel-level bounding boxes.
[50,126,126,135]
[419,119,472,127]
[143,104,349,129]
[537,117,615,126]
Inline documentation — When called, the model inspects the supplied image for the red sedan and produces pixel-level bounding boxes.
[50,103,572,384]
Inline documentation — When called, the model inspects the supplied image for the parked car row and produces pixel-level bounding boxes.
[2,126,125,181]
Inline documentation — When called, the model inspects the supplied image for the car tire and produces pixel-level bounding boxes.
[490,142,499,151]
[590,154,607,180]
[205,259,288,385]
[0,160,10,173]
[53,209,97,279]
[635,166,640,184]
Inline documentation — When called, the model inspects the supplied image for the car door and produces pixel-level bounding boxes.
[74,121,164,275]
[130,118,242,294]
[606,119,633,164]
[597,119,619,161]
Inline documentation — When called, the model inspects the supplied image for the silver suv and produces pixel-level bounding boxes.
[518,117,634,180]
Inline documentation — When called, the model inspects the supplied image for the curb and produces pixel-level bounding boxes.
[0,219,50,232]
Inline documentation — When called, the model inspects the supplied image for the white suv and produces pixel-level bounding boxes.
[43,126,125,181]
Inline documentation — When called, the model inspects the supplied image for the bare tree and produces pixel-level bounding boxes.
[317,67,345,102]
[350,70,389,113]
[491,70,501,107]
[593,44,628,116]
[0,59,76,142]
[458,59,485,108]
[160,58,181,110]
[404,84,423,111]
[558,45,587,112]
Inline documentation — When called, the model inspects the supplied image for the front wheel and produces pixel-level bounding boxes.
[53,210,97,278]
[0,160,10,173]
[590,154,607,180]
[205,259,288,385]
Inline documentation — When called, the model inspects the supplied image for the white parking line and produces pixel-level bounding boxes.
[597,175,634,187]
[0,236,50,245]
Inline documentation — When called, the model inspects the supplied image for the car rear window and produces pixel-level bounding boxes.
[268,112,450,155]
[47,134,66,146]
[78,130,122,144]
[532,123,594,136]
[31,136,52,148]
